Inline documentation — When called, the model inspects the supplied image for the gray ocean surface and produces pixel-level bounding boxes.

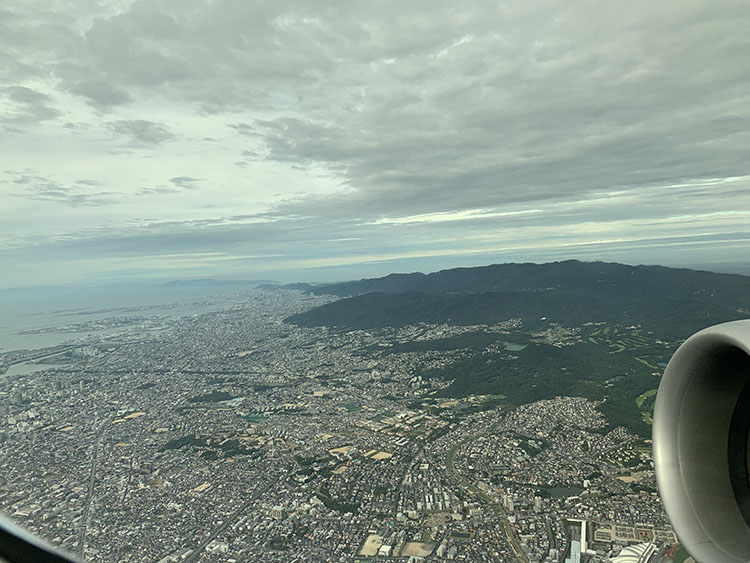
[0,284,255,354]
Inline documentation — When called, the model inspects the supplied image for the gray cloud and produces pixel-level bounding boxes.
[135,177,200,195]
[12,173,750,261]
[67,79,132,109]
[246,9,750,220]
[227,122,255,136]
[6,171,115,207]
[169,176,200,188]
[25,0,732,222]
[1,0,750,285]
[0,86,61,124]
[137,186,182,196]
[105,119,175,146]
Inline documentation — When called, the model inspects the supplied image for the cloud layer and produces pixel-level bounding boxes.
[2,0,750,286]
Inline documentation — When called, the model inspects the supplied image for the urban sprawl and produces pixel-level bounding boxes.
[0,290,677,562]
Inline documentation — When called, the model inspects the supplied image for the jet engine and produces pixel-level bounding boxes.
[654,320,750,563]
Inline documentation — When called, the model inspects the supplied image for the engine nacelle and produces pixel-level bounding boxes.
[654,320,750,563]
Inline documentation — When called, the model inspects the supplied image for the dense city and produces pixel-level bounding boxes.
[0,289,679,562]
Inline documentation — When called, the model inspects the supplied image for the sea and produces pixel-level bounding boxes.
[0,283,262,374]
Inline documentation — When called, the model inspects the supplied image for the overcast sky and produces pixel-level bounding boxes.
[2,0,750,288]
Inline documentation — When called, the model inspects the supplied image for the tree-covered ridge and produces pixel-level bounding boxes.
[286,288,748,341]
[282,260,750,312]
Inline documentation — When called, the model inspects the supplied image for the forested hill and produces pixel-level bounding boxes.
[284,261,750,340]
[283,260,750,306]
[289,291,615,330]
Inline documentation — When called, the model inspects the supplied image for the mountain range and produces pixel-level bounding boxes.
[285,260,750,340]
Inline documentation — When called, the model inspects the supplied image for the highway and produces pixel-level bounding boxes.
[77,423,107,559]
[445,420,529,563]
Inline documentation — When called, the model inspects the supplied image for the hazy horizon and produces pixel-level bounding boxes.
[3,257,750,292]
